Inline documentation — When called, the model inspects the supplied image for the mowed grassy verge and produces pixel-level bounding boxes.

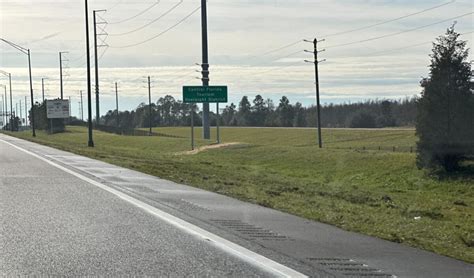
[3,126,473,263]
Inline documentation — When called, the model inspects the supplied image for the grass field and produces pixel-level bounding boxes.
[3,126,473,263]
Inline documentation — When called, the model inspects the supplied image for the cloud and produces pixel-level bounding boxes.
[1,0,471,117]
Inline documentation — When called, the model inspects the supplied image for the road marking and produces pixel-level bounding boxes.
[0,138,308,278]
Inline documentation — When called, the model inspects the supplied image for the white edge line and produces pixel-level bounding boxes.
[0,138,308,278]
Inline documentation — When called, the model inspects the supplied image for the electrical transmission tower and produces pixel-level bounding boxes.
[93,9,108,124]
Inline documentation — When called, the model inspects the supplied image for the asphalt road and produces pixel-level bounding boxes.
[0,134,472,277]
[0,136,304,277]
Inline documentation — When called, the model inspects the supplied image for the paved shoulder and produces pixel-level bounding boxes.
[0,136,307,277]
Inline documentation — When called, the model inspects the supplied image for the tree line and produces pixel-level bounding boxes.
[97,95,417,130]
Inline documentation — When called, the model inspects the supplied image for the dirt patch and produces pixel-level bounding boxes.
[177,142,243,155]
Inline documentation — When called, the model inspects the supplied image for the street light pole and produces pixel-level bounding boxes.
[80,90,84,121]
[25,96,28,126]
[148,76,152,136]
[84,0,94,147]
[19,99,22,125]
[0,85,6,129]
[115,82,119,129]
[59,52,68,100]
[41,78,47,103]
[27,49,36,137]
[2,87,6,128]
[0,70,14,131]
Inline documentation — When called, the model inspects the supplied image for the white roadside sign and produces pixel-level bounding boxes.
[47,99,70,119]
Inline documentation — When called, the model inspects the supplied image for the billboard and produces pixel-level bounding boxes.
[46,99,70,119]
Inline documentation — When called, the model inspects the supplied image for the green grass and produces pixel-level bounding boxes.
[3,126,473,263]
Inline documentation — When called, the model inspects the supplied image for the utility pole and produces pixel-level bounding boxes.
[85,0,94,147]
[79,90,84,121]
[9,74,13,132]
[305,38,325,148]
[24,96,28,126]
[0,93,3,128]
[200,0,210,140]
[19,99,22,125]
[2,90,4,128]
[0,73,10,130]
[4,93,7,129]
[1,86,5,128]
[41,78,47,102]
[115,82,119,128]
[27,49,36,136]
[5,90,7,129]
[93,9,107,125]
[0,71,13,130]
[59,52,68,99]
[68,96,71,124]
[148,76,152,136]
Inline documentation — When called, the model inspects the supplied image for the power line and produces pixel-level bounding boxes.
[367,41,431,56]
[343,29,474,58]
[168,69,199,82]
[242,0,457,59]
[268,49,304,63]
[107,0,123,12]
[325,12,473,49]
[258,40,303,57]
[109,6,201,49]
[244,49,304,68]
[107,0,161,25]
[166,66,197,76]
[247,29,473,80]
[108,0,183,37]
[256,60,305,75]
[321,0,456,38]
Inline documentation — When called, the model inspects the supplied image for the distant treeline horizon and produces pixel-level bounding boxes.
[98,94,418,130]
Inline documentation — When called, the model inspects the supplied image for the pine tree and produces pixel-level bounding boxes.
[416,25,473,172]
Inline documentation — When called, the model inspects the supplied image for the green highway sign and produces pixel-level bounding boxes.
[183,86,228,103]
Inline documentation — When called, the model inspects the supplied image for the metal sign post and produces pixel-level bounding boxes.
[216,103,220,144]
[191,105,194,150]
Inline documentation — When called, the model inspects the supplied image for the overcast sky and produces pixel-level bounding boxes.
[0,0,473,118]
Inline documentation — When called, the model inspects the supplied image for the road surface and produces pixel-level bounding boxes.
[0,134,472,277]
